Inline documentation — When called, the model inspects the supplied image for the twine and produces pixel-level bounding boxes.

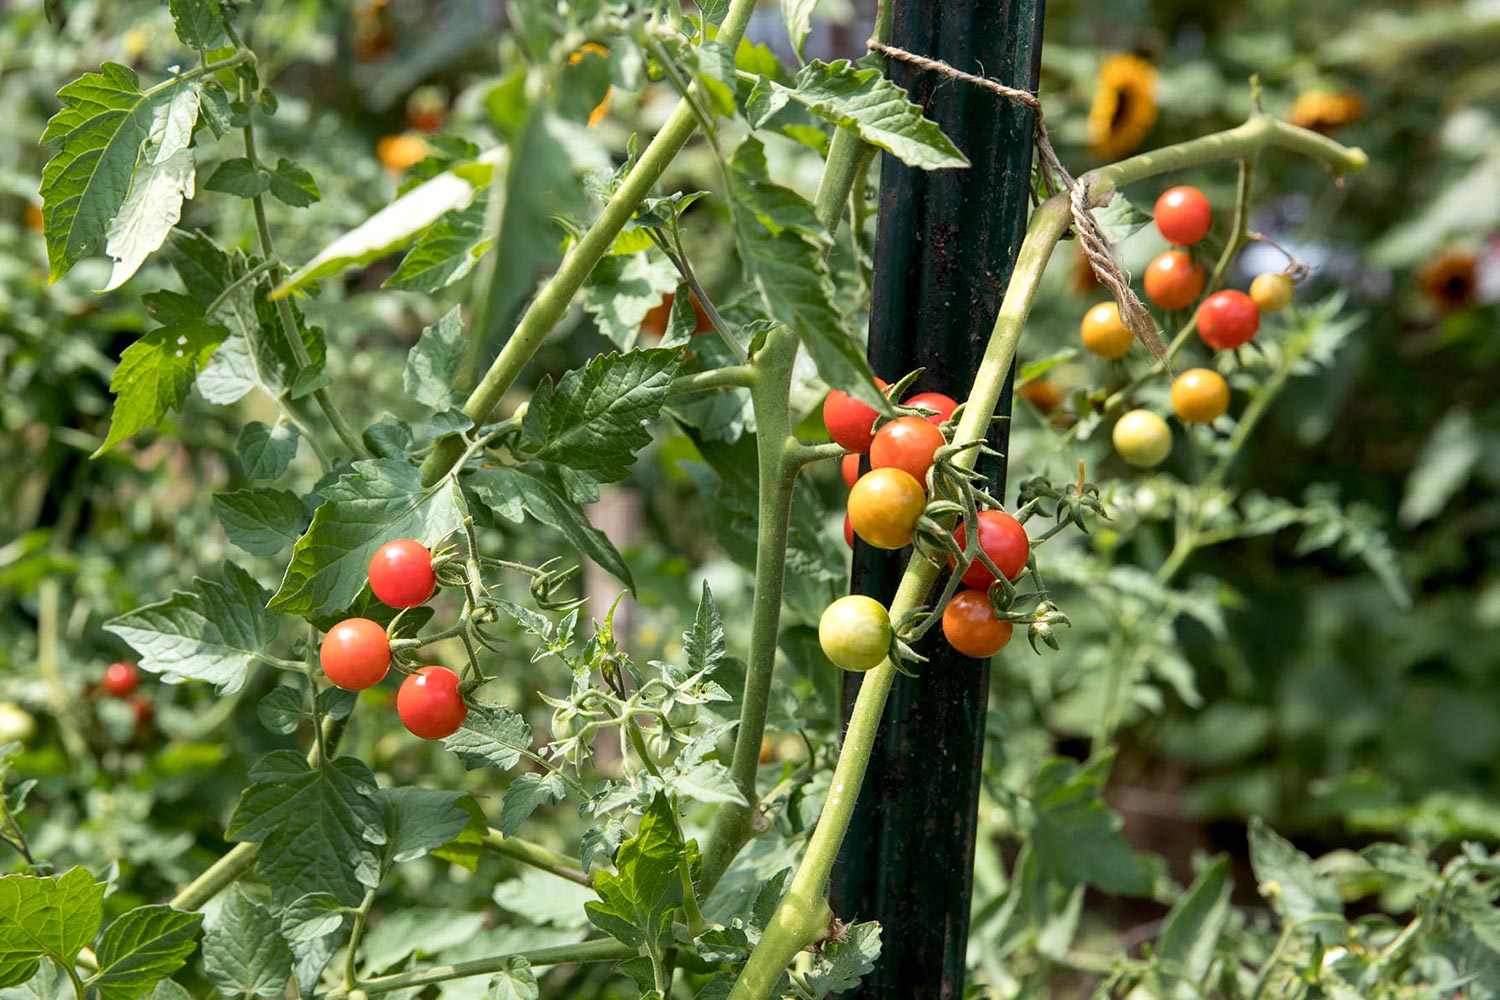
[868,39,1168,366]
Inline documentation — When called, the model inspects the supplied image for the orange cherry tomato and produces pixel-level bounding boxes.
[941,589,1014,658]
[848,468,925,550]
[1143,250,1205,311]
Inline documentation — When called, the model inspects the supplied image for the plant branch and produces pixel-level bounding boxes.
[480,828,591,886]
[321,939,634,998]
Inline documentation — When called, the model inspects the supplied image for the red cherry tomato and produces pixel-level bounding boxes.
[942,590,1014,658]
[822,378,889,453]
[1197,290,1260,350]
[848,468,925,550]
[397,666,467,739]
[951,510,1030,589]
[103,662,139,698]
[841,453,861,489]
[843,512,855,548]
[1154,186,1212,246]
[870,416,946,485]
[1143,251,1205,311]
[905,391,958,426]
[320,618,392,690]
[369,539,437,608]
[130,696,155,730]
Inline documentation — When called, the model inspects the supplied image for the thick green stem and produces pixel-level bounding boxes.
[419,0,764,485]
[699,327,800,889]
[669,365,755,395]
[813,128,877,232]
[344,888,376,989]
[321,939,634,998]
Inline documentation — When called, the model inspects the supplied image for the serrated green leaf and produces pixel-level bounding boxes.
[0,868,105,988]
[268,458,467,618]
[91,905,202,1000]
[1248,816,1342,925]
[386,200,489,292]
[752,60,967,169]
[1026,755,1155,896]
[669,760,746,806]
[520,349,681,485]
[205,158,269,198]
[278,894,345,995]
[168,0,228,49]
[403,307,466,409]
[237,421,299,479]
[440,703,534,772]
[584,795,690,950]
[227,752,384,906]
[684,583,725,676]
[214,488,304,557]
[275,149,503,296]
[802,921,879,998]
[201,888,292,999]
[93,292,227,456]
[0,959,67,1000]
[104,562,279,694]
[100,137,197,292]
[40,64,191,281]
[467,465,632,589]
[727,138,827,240]
[378,787,472,866]
[499,773,567,837]
[581,252,680,351]
[255,686,303,735]
[266,158,319,208]
[486,957,539,1000]
[781,0,818,60]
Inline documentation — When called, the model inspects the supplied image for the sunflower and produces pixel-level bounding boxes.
[1289,89,1364,134]
[1088,55,1158,160]
[1418,249,1478,312]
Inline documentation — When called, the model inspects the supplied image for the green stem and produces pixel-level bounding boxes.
[813,128,877,233]
[321,939,634,998]
[419,0,765,485]
[699,327,799,890]
[480,828,590,886]
[236,75,369,461]
[343,888,376,989]
[668,365,755,396]
[64,962,86,1000]
[142,51,253,97]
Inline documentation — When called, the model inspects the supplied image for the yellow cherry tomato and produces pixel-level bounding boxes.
[1080,302,1134,358]
[848,467,925,549]
[818,595,893,672]
[1113,409,1173,467]
[1249,272,1294,312]
[1170,368,1230,424]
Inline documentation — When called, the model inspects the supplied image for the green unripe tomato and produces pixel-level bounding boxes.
[818,595,893,672]
[551,707,580,743]
[665,700,696,729]
[1112,409,1173,468]
[0,703,35,744]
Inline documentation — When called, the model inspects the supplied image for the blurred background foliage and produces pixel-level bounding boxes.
[1,0,1498,993]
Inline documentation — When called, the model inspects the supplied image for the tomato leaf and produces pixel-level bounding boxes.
[581,252,680,351]
[467,465,633,589]
[781,0,817,60]
[0,868,105,988]
[167,0,228,50]
[1024,755,1158,896]
[584,794,693,950]
[93,291,228,456]
[520,348,682,485]
[236,421,300,479]
[265,158,320,208]
[499,773,567,837]
[1247,816,1343,926]
[386,198,489,292]
[486,957,539,1000]
[440,703,534,772]
[201,888,292,999]
[268,458,468,618]
[213,488,306,557]
[748,59,968,170]
[802,921,881,998]
[402,306,467,409]
[104,562,279,694]
[90,906,202,1000]
[227,752,384,907]
[1151,857,1231,994]
[377,787,473,867]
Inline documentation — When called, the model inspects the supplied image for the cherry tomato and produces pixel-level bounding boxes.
[951,510,1030,589]
[818,595,892,672]
[320,618,392,690]
[905,391,958,426]
[843,512,855,548]
[848,468,925,550]
[397,666,467,739]
[1197,290,1260,350]
[841,453,861,489]
[1249,272,1293,312]
[1113,409,1173,467]
[1080,301,1133,358]
[870,416,946,485]
[822,378,889,453]
[941,590,1014,659]
[130,697,155,731]
[103,662,139,698]
[1153,186,1212,246]
[1019,378,1064,413]
[369,539,437,608]
[1143,251,1205,311]
[1170,368,1230,424]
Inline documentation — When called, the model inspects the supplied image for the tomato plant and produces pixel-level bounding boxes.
[2,3,1479,1000]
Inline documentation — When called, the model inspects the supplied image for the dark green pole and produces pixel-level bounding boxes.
[833,1,1045,995]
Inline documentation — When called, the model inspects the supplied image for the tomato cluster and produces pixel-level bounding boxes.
[317,538,467,740]
[1071,184,1300,468]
